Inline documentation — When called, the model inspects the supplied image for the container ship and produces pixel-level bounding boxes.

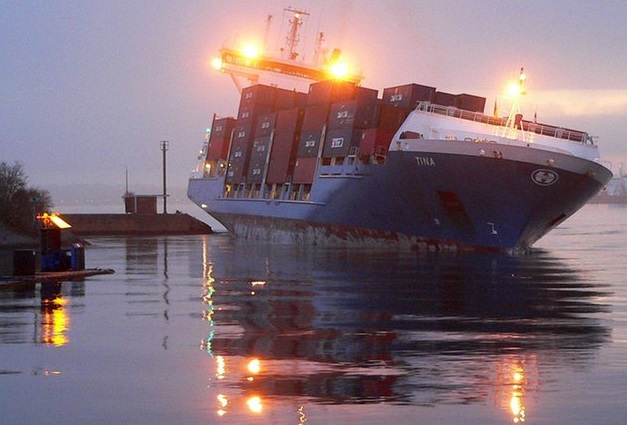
[188,8,612,252]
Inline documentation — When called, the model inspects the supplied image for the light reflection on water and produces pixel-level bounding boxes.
[196,238,611,423]
[1,204,626,424]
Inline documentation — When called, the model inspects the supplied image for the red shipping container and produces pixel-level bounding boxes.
[209,117,237,141]
[266,128,296,182]
[359,128,395,156]
[302,104,329,131]
[354,86,379,104]
[378,104,411,132]
[206,136,230,160]
[307,80,356,105]
[292,157,318,184]
[240,84,277,106]
[275,107,304,135]
[456,93,486,113]
[266,156,296,184]
[266,108,304,184]
[433,91,457,107]
[274,88,308,110]
[292,92,309,109]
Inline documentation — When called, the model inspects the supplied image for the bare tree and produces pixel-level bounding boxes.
[0,161,53,233]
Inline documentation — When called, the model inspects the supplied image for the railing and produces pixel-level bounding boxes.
[416,102,590,144]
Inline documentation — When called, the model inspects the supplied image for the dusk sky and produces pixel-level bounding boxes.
[2,0,627,208]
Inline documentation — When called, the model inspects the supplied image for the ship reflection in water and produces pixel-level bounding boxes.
[198,238,610,422]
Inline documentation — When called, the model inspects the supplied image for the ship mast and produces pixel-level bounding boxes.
[210,8,362,93]
[503,67,527,139]
[284,7,309,61]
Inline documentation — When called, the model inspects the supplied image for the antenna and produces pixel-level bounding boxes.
[284,7,310,61]
[263,14,273,54]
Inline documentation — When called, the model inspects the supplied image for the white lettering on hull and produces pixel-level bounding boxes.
[415,157,436,166]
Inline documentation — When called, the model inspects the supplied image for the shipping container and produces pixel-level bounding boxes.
[230,122,254,154]
[358,128,395,157]
[292,91,309,109]
[292,157,318,184]
[226,154,248,184]
[297,129,323,158]
[354,86,379,104]
[267,138,297,183]
[432,91,457,107]
[254,112,277,137]
[275,107,305,135]
[328,99,378,129]
[266,155,296,184]
[246,151,268,183]
[272,111,303,161]
[240,84,278,106]
[236,85,279,124]
[274,88,308,110]
[302,104,329,131]
[307,79,357,105]
[266,109,304,184]
[206,136,231,161]
[322,127,363,158]
[227,129,253,185]
[209,117,237,141]
[237,101,274,124]
[378,104,411,132]
[382,83,436,108]
[249,136,272,164]
[456,93,486,113]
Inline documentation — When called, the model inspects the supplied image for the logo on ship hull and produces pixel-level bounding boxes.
[531,169,559,186]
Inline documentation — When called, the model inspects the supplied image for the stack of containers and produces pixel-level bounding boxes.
[293,80,359,184]
[266,107,305,184]
[226,85,308,186]
[246,112,276,183]
[226,85,277,184]
[222,81,486,189]
[322,86,378,158]
[360,83,436,156]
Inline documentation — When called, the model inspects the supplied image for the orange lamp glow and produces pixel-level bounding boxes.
[211,57,223,70]
[242,44,260,59]
[329,61,350,80]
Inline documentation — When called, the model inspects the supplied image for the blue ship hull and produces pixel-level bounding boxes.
[188,139,611,251]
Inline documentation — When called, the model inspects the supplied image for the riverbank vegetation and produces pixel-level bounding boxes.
[0,161,53,235]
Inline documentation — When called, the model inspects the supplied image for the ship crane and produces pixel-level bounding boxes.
[211,8,362,93]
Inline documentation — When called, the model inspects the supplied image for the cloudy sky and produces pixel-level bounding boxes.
[2,0,627,207]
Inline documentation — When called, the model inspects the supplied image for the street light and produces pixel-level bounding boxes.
[160,141,169,214]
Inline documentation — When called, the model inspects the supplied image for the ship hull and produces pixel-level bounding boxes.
[188,139,612,251]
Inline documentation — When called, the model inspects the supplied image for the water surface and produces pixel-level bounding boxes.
[1,204,626,424]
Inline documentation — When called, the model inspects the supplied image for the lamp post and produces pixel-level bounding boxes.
[160,141,169,214]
